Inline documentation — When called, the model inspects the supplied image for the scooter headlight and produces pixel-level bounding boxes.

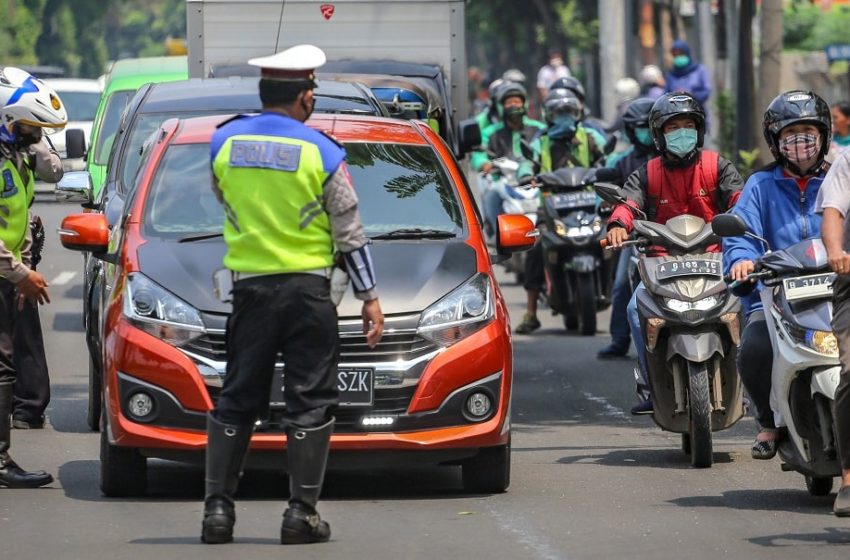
[664,295,721,313]
[781,319,838,357]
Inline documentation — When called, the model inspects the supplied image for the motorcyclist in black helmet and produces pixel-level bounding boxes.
[607,92,744,414]
[597,97,660,360]
[549,76,609,146]
[724,91,833,463]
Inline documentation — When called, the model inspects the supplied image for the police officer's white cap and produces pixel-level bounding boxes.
[248,44,327,81]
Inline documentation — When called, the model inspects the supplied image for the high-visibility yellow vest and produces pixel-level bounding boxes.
[0,158,34,266]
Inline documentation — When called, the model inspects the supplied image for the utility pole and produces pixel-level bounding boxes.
[735,0,756,160]
[598,0,626,124]
[696,0,717,146]
[755,1,783,163]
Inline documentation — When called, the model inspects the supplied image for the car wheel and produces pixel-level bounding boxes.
[100,423,147,497]
[87,354,102,432]
[462,440,511,494]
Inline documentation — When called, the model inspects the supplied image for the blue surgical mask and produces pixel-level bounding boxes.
[664,128,698,157]
[549,114,577,140]
[634,127,653,146]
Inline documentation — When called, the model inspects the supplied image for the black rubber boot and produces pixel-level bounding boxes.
[201,413,252,544]
[281,418,334,544]
[0,382,53,488]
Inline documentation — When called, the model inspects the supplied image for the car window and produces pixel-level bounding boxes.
[93,90,134,165]
[345,143,463,235]
[142,142,464,238]
[58,91,100,122]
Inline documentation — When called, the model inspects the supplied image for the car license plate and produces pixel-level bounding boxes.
[551,191,596,210]
[656,259,721,280]
[783,273,835,301]
[270,366,374,408]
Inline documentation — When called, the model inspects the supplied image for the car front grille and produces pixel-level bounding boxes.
[184,329,437,364]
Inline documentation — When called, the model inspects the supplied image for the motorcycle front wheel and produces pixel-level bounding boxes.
[577,273,596,336]
[687,359,713,468]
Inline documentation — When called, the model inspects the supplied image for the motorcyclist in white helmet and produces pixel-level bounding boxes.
[0,66,65,488]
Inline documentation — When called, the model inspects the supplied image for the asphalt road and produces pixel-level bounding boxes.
[3,200,850,560]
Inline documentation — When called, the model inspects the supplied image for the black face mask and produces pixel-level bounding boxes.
[503,106,526,120]
[15,128,42,150]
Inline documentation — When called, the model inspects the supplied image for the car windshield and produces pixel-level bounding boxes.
[93,90,134,165]
[58,91,100,122]
[142,142,464,238]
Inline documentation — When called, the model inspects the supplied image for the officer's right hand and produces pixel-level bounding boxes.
[606,227,629,248]
[16,270,50,309]
[362,298,384,348]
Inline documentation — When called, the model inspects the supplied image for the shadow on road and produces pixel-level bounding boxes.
[747,527,850,547]
[556,447,735,469]
[52,311,84,332]
[64,283,84,299]
[46,382,92,434]
[59,460,477,503]
[669,488,833,516]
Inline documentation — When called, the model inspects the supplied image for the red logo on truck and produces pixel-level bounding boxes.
[320,3,335,20]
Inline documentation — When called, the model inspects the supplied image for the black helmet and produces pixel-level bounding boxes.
[622,97,655,146]
[497,81,527,106]
[543,88,583,125]
[763,90,832,172]
[649,92,705,154]
[549,76,586,103]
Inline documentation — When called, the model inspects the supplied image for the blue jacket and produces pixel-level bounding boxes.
[722,165,825,315]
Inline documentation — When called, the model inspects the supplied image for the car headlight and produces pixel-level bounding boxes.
[781,319,838,357]
[123,272,205,347]
[417,273,494,347]
[664,295,721,313]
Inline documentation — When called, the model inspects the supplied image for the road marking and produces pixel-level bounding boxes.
[580,391,626,418]
[50,271,77,286]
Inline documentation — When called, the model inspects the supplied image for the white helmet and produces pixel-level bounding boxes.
[614,77,640,102]
[0,67,67,144]
[638,64,664,87]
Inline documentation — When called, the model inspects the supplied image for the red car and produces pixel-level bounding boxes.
[59,113,535,497]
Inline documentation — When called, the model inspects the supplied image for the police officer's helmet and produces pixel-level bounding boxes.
[549,76,586,103]
[543,88,583,125]
[621,97,655,146]
[0,66,67,145]
[497,82,527,106]
[763,90,832,169]
[649,92,706,153]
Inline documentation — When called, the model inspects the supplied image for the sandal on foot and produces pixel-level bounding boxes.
[751,430,779,460]
[514,314,541,335]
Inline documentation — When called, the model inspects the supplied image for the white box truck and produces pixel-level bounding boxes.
[186,0,469,151]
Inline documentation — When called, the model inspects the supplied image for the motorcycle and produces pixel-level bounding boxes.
[480,157,540,284]
[534,167,616,335]
[713,214,840,494]
[596,184,745,468]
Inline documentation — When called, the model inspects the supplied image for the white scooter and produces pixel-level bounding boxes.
[714,215,840,495]
[481,157,540,283]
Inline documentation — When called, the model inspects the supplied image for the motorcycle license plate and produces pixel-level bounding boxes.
[270,366,374,408]
[783,273,835,301]
[656,259,720,280]
[550,191,596,210]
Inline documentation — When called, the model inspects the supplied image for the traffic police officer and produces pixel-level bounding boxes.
[203,44,384,545]
[0,67,66,488]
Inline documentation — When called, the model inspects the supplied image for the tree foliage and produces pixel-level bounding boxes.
[783,3,850,51]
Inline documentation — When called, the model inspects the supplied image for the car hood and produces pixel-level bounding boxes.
[137,238,477,321]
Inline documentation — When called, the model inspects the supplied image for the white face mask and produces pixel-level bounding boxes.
[778,132,820,164]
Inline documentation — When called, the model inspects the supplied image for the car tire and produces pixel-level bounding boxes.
[100,422,147,497]
[87,354,102,432]
[461,440,511,494]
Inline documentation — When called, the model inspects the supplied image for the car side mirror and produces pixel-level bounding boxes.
[65,128,87,159]
[496,214,538,256]
[55,171,93,205]
[58,213,109,255]
[711,214,748,237]
[457,117,482,158]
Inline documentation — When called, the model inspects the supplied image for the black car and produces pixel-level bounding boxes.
[71,76,388,431]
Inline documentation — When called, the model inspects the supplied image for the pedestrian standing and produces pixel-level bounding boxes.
[0,67,66,488]
[665,40,712,129]
[829,101,850,156]
[817,146,850,516]
[536,50,571,105]
[202,44,384,544]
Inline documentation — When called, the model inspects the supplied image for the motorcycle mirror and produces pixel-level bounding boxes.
[457,118,482,157]
[710,214,748,237]
[587,168,619,184]
[594,182,627,205]
[602,134,617,155]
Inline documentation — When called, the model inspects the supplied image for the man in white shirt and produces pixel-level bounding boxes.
[537,50,571,103]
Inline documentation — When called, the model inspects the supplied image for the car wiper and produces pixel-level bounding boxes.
[369,228,457,240]
[178,232,223,243]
